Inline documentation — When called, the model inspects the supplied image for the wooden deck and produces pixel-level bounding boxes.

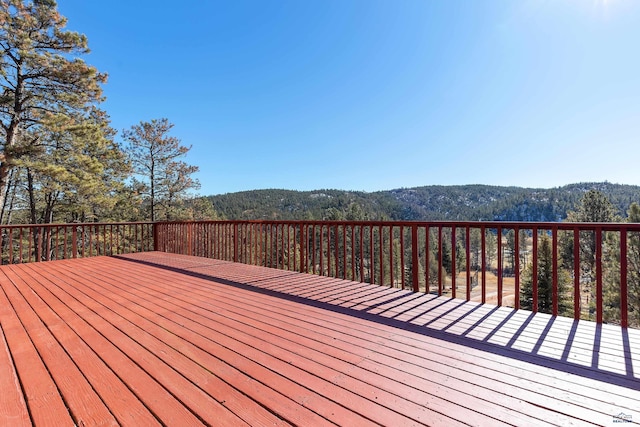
[0,252,639,426]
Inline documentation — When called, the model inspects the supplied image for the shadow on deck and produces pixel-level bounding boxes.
[121,252,640,390]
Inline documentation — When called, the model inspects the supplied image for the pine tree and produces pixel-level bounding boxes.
[561,190,619,320]
[17,109,128,224]
[122,118,200,221]
[0,0,106,213]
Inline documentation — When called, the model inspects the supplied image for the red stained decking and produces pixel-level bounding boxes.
[0,252,639,426]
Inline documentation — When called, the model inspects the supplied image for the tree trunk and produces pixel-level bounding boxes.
[0,161,12,221]
[0,168,16,225]
[150,158,155,222]
[26,169,42,260]
[0,65,24,221]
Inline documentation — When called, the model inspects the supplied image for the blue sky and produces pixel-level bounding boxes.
[56,0,640,196]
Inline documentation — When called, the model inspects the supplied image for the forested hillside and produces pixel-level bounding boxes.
[207,182,640,221]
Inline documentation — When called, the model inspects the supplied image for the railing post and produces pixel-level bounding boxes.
[595,227,603,324]
[425,225,430,294]
[573,228,580,320]
[300,223,306,273]
[620,228,628,328]
[514,227,520,309]
[451,225,457,299]
[496,226,502,307]
[532,227,538,313]
[411,224,419,292]
[399,225,405,288]
[552,227,558,317]
[37,227,43,262]
[463,226,470,302]
[438,226,443,296]
[72,226,78,259]
[389,226,394,287]
[7,227,12,264]
[153,222,159,252]
[233,222,239,263]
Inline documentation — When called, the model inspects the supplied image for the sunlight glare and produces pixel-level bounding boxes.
[591,0,614,21]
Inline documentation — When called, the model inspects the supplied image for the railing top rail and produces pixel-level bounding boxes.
[0,221,154,229]
[155,219,640,231]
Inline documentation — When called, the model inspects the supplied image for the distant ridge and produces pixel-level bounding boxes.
[206,182,640,221]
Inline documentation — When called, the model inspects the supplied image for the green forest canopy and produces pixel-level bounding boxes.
[206,182,640,222]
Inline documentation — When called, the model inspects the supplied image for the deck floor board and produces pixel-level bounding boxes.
[0,252,639,426]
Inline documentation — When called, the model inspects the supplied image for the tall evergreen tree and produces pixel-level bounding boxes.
[561,190,619,320]
[122,118,200,221]
[17,109,128,224]
[0,0,106,213]
[566,190,619,223]
[3,109,127,259]
[155,160,200,220]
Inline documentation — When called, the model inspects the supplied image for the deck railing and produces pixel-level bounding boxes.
[156,220,640,328]
[1,220,637,327]
[0,222,155,264]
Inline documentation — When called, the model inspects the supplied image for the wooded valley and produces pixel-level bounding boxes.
[207,182,640,222]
